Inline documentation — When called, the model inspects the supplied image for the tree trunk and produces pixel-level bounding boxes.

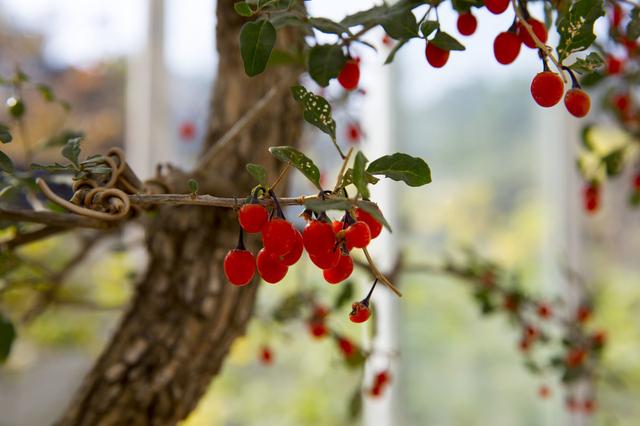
[56,2,302,425]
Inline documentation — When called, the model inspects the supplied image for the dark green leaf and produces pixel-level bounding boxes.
[579,70,604,87]
[367,153,431,186]
[569,52,604,74]
[42,129,85,148]
[291,85,336,141]
[246,163,268,187]
[348,386,363,420]
[61,137,82,168]
[187,178,199,194]
[234,1,254,16]
[627,7,640,39]
[269,12,307,30]
[308,17,349,35]
[0,312,15,363]
[356,201,391,232]
[308,45,347,87]
[269,146,321,189]
[0,124,12,144]
[431,31,465,51]
[240,20,277,76]
[420,20,439,38]
[30,162,76,173]
[0,151,14,174]
[305,198,352,212]
[6,97,25,119]
[341,4,389,27]
[380,8,419,39]
[340,168,379,188]
[556,0,605,60]
[384,39,410,64]
[36,83,55,102]
[603,149,624,176]
[352,151,369,199]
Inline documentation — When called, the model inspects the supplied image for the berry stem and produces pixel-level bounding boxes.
[333,147,354,193]
[268,189,286,219]
[362,279,379,306]
[270,163,291,192]
[362,247,402,297]
[236,227,246,250]
[563,66,581,89]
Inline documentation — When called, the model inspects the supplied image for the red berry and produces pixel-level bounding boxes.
[323,254,354,284]
[518,337,531,352]
[279,229,303,266]
[332,220,346,234]
[564,88,591,117]
[537,303,552,319]
[484,0,509,14]
[338,59,360,91]
[583,399,597,414]
[607,55,624,74]
[345,221,371,249]
[633,173,640,190]
[382,34,392,46]
[260,346,273,365]
[256,248,288,284]
[425,42,450,68]
[238,203,269,233]
[355,208,382,239]
[337,337,356,357]
[530,71,564,107]
[309,320,328,338]
[576,304,592,322]
[303,220,337,256]
[591,330,607,347]
[493,31,521,65]
[309,248,341,269]
[370,384,382,397]
[566,348,587,367]
[223,249,256,286]
[538,385,551,399]
[457,12,478,36]
[503,294,519,312]
[612,92,631,113]
[583,184,600,213]
[262,218,297,256]
[517,19,548,48]
[566,397,579,412]
[346,122,361,143]
[611,3,624,27]
[349,301,371,323]
[179,121,196,141]
[375,371,391,386]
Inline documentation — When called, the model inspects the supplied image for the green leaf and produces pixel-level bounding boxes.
[36,83,55,102]
[0,123,12,144]
[308,44,347,87]
[348,386,363,420]
[42,129,85,148]
[356,201,392,232]
[556,0,605,61]
[269,146,321,189]
[30,162,76,173]
[340,168,379,188]
[6,97,25,119]
[333,281,354,309]
[187,178,199,194]
[431,31,465,51]
[627,7,640,39]
[291,85,336,141]
[380,8,419,39]
[0,312,15,363]
[239,20,277,76]
[367,153,431,186]
[0,151,14,174]
[305,198,353,212]
[341,4,389,27]
[246,163,268,187]
[384,39,410,64]
[308,17,349,35]
[420,20,439,38]
[569,52,604,74]
[352,151,370,199]
[602,149,624,176]
[234,1,254,16]
[61,137,82,168]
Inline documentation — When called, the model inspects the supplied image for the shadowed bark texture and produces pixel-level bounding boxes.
[56,1,303,424]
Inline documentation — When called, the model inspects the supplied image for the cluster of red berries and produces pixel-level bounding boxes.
[583,182,601,214]
[529,68,591,117]
[369,370,392,398]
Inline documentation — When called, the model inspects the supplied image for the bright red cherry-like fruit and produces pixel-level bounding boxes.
[349,301,371,323]
[238,203,268,233]
[323,254,354,284]
[633,173,640,190]
[345,221,371,249]
[223,249,256,286]
[564,88,591,117]
[457,12,478,36]
[279,229,303,266]
[530,71,564,107]
[256,248,288,284]
[493,31,521,65]
[517,19,548,48]
[262,218,297,256]
[337,337,356,357]
[346,122,361,143]
[583,184,600,214]
[303,220,337,256]
[484,0,509,14]
[425,42,449,68]
[355,208,382,239]
[607,55,624,75]
[309,320,328,338]
[338,59,360,91]
[310,248,341,269]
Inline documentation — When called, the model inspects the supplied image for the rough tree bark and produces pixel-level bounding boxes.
[56,2,302,425]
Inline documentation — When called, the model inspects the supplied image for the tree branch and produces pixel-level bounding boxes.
[0,207,111,229]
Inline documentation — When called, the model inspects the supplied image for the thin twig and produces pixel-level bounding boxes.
[362,247,402,297]
[0,207,111,229]
[333,147,354,193]
[270,163,291,191]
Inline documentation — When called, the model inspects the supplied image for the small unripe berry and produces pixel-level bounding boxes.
[238,203,269,233]
[517,19,548,48]
[338,60,360,91]
[345,221,372,249]
[425,42,449,68]
[262,218,297,256]
[279,229,303,266]
[223,249,256,286]
[457,12,477,36]
[349,301,371,323]
[493,32,521,65]
[564,88,591,117]
[256,248,288,284]
[355,208,382,238]
[323,254,354,284]
[530,71,564,107]
[303,220,337,256]
[484,0,509,14]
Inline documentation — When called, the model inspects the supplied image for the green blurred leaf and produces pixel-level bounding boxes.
[348,386,363,420]
[240,19,277,76]
[0,124,12,144]
[356,201,391,232]
[431,31,465,51]
[269,146,321,189]
[234,1,253,16]
[42,129,85,148]
[246,163,268,187]
[341,5,389,27]
[6,97,25,119]
[627,7,640,38]
[0,151,14,174]
[380,8,419,39]
[384,38,409,64]
[308,44,347,87]
[305,198,352,212]
[352,151,369,199]
[367,153,431,186]
[0,312,16,364]
[308,17,349,35]
[420,20,439,38]
[187,178,199,194]
[569,52,604,74]
[333,281,354,309]
[61,137,82,168]
[36,83,55,102]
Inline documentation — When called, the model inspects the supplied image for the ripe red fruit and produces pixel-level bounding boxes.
[238,203,269,233]
[309,320,328,338]
[179,121,196,141]
[611,3,624,27]
[256,248,288,284]
[607,55,624,74]
[223,249,256,286]
[382,34,392,46]
[493,32,521,65]
[484,0,509,14]
[576,304,592,322]
[633,173,640,190]
[566,348,587,367]
[538,385,551,399]
[564,88,591,117]
[337,337,356,357]
[346,122,361,143]
[262,218,297,256]
[332,220,346,235]
[517,19,548,48]
[309,248,341,269]
[323,254,354,284]
[612,92,631,113]
[338,59,360,91]
[349,301,371,323]
[583,184,600,213]
[591,330,606,347]
[537,303,552,319]
[260,346,273,365]
[279,229,303,266]
[303,220,337,256]
[530,71,564,107]
[355,208,382,239]
[457,12,478,36]
[583,399,597,415]
[425,42,449,68]
[345,221,372,249]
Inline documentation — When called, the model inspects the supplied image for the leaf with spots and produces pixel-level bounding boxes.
[269,146,322,189]
[556,0,605,61]
[291,85,337,141]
